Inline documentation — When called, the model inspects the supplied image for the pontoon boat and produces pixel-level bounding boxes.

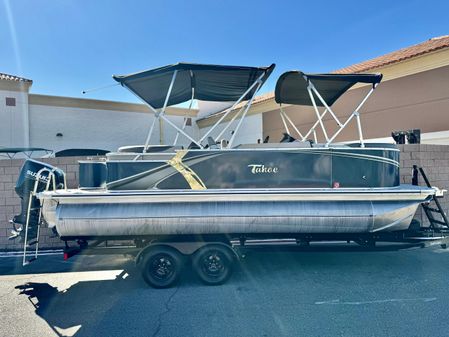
[12,63,436,241]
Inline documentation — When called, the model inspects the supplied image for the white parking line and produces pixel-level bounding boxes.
[315,298,437,305]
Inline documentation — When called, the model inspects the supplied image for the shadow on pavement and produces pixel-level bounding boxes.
[14,260,148,337]
[0,253,134,276]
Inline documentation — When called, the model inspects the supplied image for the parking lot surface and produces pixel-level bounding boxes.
[1,243,449,337]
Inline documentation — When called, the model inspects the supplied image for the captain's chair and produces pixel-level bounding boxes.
[280,133,296,143]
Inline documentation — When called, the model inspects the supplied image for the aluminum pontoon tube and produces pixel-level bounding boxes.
[39,185,435,238]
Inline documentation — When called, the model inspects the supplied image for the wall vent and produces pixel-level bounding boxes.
[5,97,16,107]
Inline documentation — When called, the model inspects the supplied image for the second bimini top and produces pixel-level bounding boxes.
[274,71,383,147]
[275,71,382,106]
[113,62,275,109]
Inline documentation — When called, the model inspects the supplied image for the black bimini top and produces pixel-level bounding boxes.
[0,147,51,154]
[275,71,382,106]
[0,147,53,159]
[113,63,275,109]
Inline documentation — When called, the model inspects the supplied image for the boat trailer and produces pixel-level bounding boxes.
[10,165,449,288]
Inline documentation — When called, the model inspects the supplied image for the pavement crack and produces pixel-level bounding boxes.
[151,286,180,337]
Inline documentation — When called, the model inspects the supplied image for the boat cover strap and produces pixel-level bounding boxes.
[113,63,275,109]
[275,71,382,106]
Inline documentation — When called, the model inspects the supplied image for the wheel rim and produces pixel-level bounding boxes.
[149,254,175,281]
[200,250,226,279]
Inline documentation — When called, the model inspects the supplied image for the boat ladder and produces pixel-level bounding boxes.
[20,167,65,266]
[414,165,449,234]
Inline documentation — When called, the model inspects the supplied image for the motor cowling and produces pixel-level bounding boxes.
[12,159,65,235]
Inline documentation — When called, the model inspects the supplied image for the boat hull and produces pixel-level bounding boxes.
[39,185,434,239]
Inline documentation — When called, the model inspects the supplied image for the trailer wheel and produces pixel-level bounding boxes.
[192,244,234,285]
[140,246,183,288]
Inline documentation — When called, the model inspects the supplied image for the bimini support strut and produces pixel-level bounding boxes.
[325,83,378,147]
[121,70,204,151]
[279,106,290,135]
[145,70,178,152]
[279,105,304,139]
[299,73,378,147]
[308,82,342,127]
[173,80,195,146]
[215,103,247,142]
[301,107,327,141]
[228,80,263,148]
[198,71,267,145]
[306,81,329,143]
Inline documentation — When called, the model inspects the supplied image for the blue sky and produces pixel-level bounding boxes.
[1,0,448,103]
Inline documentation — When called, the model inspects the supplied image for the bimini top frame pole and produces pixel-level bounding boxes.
[279,105,304,139]
[228,80,263,148]
[173,76,195,146]
[143,70,178,151]
[274,71,382,147]
[113,62,275,150]
[199,72,266,145]
[121,71,204,150]
[325,83,378,147]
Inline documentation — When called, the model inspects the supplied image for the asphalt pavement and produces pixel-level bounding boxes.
[1,243,449,337]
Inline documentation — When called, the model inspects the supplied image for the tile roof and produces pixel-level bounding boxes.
[243,91,274,106]
[0,72,32,83]
[334,35,449,74]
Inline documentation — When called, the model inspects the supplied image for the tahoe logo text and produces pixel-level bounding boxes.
[248,164,279,174]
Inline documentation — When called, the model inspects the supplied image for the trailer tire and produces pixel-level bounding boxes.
[192,244,234,285]
[140,246,183,288]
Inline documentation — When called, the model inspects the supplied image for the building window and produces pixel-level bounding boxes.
[5,97,16,106]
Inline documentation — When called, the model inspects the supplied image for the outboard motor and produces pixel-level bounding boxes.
[10,159,65,240]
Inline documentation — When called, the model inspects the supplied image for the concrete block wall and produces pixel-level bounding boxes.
[398,144,449,227]
[1,144,449,251]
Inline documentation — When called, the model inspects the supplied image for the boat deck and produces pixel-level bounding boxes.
[38,184,437,204]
